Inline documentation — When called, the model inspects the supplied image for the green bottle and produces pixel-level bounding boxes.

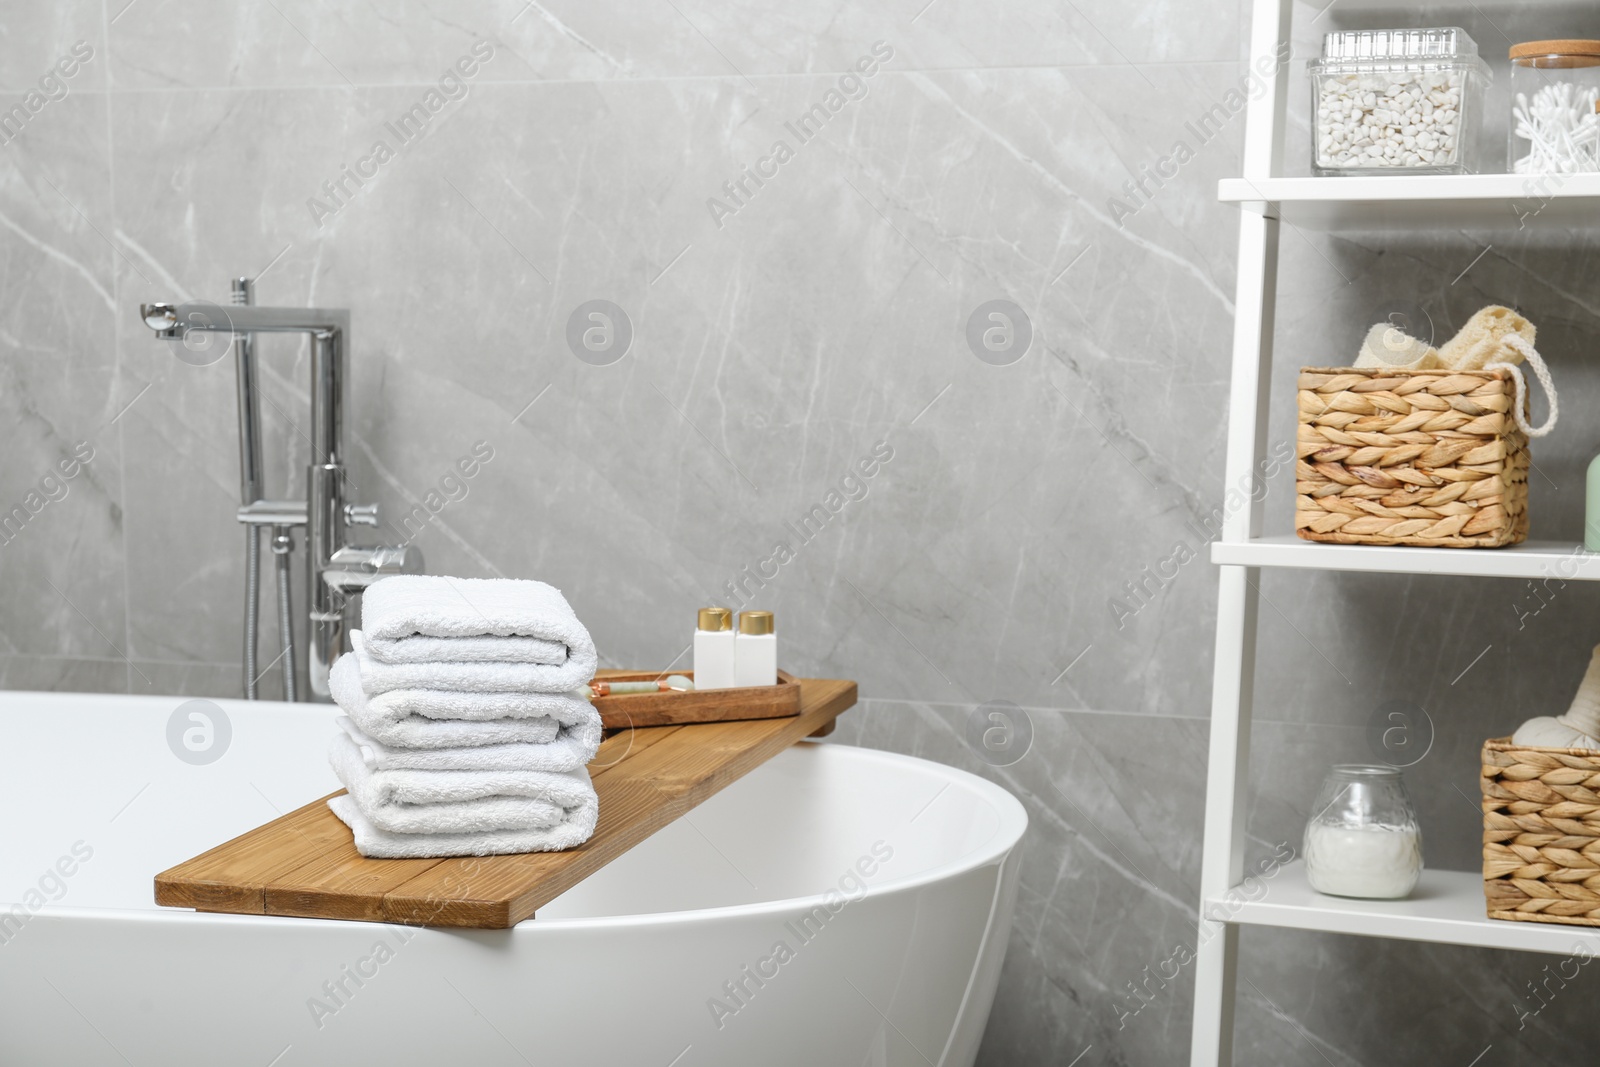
[1588,454,1600,552]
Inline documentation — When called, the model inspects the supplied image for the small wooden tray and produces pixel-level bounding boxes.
[591,669,800,728]
[154,676,857,928]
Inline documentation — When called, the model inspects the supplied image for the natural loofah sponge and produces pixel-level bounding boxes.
[1353,321,1441,371]
[1439,305,1536,371]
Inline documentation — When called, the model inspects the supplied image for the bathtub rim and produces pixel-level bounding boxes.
[2,737,1027,934]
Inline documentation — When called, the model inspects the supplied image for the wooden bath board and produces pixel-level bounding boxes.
[154,676,857,929]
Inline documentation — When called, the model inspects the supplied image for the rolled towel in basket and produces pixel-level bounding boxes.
[331,652,595,750]
[337,716,599,773]
[329,733,599,835]
[1513,643,1600,750]
[1353,321,1440,371]
[328,792,599,859]
[353,630,594,696]
[361,574,597,671]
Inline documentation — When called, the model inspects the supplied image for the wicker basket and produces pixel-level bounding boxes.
[1296,366,1529,547]
[1482,737,1600,927]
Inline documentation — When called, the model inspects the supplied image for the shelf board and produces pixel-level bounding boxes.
[1322,0,1597,8]
[1210,862,1600,956]
[1217,174,1600,231]
[1211,535,1596,581]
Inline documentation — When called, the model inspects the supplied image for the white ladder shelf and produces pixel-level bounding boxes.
[1193,2,1600,1063]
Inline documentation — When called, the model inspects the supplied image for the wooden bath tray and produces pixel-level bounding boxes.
[591,669,801,728]
[153,675,856,929]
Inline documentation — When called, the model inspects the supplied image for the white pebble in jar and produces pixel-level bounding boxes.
[1315,71,1463,171]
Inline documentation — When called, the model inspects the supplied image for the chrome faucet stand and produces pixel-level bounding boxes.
[139,280,421,701]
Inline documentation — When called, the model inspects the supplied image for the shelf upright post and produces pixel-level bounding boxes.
[1191,1,1292,1064]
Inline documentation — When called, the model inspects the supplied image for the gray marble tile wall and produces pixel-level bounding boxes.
[3,0,1598,1063]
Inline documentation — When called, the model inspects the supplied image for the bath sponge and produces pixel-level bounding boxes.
[1439,305,1536,371]
[1353,321,1441,371]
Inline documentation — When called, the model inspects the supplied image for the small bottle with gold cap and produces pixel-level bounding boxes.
[693,607,736,690]
[735,610,776,688]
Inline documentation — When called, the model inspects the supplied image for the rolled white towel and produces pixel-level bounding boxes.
[1513,643,1600,750]
[1353,322,1440,371]
[329,733,597,835]
[353,630,594,696]
[329,792,599,858]
[330,652,594,750]
[337,716,599,773]
[361,574,597,674]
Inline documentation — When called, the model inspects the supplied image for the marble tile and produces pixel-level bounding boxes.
[0,89,127,662]
[0,654,128,693]
[105,0,1245,92]
[0,2,106,94]
[106,0,538,90]
[128,658,246,699]
[498,0,1251,74]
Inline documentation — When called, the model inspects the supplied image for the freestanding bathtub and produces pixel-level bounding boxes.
[0,691,1026,1066]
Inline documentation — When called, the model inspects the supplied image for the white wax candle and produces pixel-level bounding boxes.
[1304,823,1422,899]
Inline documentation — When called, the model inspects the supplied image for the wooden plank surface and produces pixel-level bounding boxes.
[154,794,363,914]
[155,677,857,928]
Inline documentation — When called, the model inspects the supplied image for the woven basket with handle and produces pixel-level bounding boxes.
[1296,366,1529,547]
[1482,737,1600,927]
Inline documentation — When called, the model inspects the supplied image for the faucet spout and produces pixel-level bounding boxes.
[140,302,349,338]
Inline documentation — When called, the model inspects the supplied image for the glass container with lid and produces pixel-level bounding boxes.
[1309,27,1491,175]
[1509,40,1600,174]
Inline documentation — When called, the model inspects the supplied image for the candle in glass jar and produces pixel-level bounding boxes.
[1302,763,1424,900]
[1304,822,1422,899]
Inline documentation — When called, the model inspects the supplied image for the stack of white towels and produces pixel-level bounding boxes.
[326,575,602,859]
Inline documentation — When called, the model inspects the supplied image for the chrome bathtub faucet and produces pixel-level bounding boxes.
[139,279,422,701]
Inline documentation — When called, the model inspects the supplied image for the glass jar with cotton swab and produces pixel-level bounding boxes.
[1510,40,1600,174]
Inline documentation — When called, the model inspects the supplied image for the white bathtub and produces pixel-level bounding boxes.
[0,691,1026,1066]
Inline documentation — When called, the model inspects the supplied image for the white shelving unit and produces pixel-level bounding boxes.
[1194,3,1600,1064]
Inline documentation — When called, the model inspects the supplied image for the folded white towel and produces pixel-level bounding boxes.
[331,732,585,806]
[354,630,595,696]
[329,733,598,834]
[329,792,599,859]
[337,716,599,773]
[361,573,597,671]
[331,652,594,750]
[362,632,568,666]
